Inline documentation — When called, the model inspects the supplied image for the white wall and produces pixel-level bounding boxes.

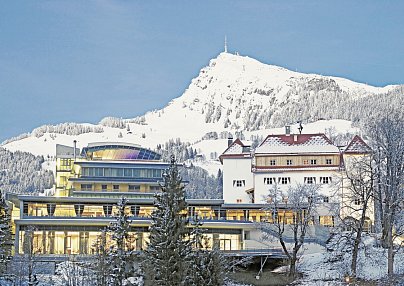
[222,157,254,203]
[254,170,338,203]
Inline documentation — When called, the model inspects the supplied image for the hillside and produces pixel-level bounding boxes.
[2,52,402,175]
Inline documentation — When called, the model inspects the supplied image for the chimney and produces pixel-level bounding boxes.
[73,140,77,161]
[227,135,233,147]
[285,125,291,136]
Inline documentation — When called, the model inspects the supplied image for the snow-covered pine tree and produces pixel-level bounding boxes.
[0,190,12,275]
[91,229,109,286]
[187,217,227,286]
[142,156,192,286]
[106,197,136,286]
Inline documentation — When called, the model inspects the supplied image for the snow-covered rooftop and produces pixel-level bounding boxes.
[255,134,340,154]
[344,135,371,154]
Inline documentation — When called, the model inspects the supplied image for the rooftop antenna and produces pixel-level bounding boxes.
[224,35,228,53]
[297,121,303,134]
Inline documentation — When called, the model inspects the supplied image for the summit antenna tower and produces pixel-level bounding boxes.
[224,35,228,53]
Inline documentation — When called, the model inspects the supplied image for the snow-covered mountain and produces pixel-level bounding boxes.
[2,52,401,175]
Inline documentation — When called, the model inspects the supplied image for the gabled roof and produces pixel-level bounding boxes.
[255,133,339,154]
[344,135,371,154]
[219,139,251,163]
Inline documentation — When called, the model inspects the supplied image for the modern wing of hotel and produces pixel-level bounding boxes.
[7,127,373,257]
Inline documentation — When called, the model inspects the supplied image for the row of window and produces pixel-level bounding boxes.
[268,158,333,166]
[263,176,332,185]
[266,195,330,204]
[81,167,163,178]
[80,184,160,192]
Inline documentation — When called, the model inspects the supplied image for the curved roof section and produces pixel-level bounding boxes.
[81,143,161,161]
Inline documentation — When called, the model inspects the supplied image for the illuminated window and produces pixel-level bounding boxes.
[319,216,334,227]
[326,159,332,165]
[264,177,276,185]
[286,159,293,166]
[303,160,309,165]
[61,159,71,166]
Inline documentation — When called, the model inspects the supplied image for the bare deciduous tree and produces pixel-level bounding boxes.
[364,109,404,276]
[260,183,321,277]
[339,154,374,278]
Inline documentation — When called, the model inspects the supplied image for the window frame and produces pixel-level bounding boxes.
[304,177,316,184]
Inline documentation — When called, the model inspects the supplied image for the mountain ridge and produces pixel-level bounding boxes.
[2,52,402,163]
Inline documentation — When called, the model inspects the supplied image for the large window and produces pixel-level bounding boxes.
[286,159,293,166]
[310,159,317,165]
[81,167,163,178]
[61,159,71,166]
[269,160,276,166]
[326,159,332,165]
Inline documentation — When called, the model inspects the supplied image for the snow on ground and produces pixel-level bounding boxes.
[2,117,358,177]
[295,234,404,285]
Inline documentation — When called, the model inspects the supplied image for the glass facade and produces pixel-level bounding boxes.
[18,228,241,255]
[81,145,161,161]
[81,167,163,179]
[19,230,148,255]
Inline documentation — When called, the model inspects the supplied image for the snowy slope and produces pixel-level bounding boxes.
[2,52,394,174]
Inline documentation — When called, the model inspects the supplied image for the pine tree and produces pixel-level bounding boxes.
[188,217,227,286]
[106,197,136,286]
[92,229,109,286]
[142,157,192,286]
[0,190,12,275]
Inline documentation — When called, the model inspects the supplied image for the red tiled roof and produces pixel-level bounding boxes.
[344,135,371,154]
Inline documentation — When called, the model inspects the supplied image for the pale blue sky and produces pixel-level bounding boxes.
[1,1,403,142]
